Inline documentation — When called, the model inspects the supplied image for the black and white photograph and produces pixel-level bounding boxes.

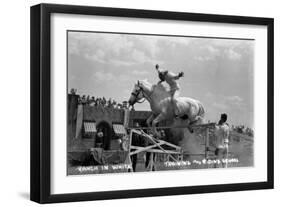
[28,2,274,204]
[67,31,254,175]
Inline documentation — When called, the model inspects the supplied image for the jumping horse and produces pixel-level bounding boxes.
[128,79,205,137]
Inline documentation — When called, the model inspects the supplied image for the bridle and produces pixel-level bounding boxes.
[130,82,146,104]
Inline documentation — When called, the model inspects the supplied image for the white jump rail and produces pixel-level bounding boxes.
[126,123,216,171]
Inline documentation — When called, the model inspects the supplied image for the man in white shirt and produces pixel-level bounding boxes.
[214,113,230,168]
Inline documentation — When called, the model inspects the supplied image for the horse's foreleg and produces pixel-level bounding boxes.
[152,113,165,138]
[146,114,154,127]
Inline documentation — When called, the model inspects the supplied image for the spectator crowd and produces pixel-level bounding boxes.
[70,89,254,137]
[231,124,254,137]
[70,88,129,109]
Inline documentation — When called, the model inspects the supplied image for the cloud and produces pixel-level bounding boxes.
[68,32,194,68]
[192,39,248,64]
[158,37,191,48]
[131,49,149,63]
[213,102,228,110]
[192,44,221,63]
[68,32,164,67]
[109,59,136,66]
[194,56,213,62]
[131,70,149,75]
[119,74,131,82]
[226,49,242,60]
[123,89,130,94]
[226,95,244,107]
[93,70,132,83]
[93,71,114,82]
[206,93,244,110]
[128,36,159,58]
[226,95,243,102]
[206,45,220,55]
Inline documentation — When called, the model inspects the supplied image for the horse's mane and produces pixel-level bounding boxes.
[152,83,169,93]
[139,79,169,94]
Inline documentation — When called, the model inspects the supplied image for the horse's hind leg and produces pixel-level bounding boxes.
[195,115,205,124]
[187,116,205,133]
[191,115,205,125]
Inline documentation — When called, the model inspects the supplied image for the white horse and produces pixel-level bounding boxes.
[128,80,205,137]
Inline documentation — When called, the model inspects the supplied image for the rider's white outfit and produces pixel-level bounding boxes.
[157,68,183,115]
[215,122,230,149]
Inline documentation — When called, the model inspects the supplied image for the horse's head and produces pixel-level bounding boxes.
[128,80,145,106]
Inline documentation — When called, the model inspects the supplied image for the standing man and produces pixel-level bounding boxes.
[155,64,184,116]
[214,113,230,168]
[95,130,104,148]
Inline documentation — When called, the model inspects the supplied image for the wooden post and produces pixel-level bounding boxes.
[75,104,83,139]
[205,128,209,159]
[127,129,133,172]
[149,152,154,171]
[123,109,130,128]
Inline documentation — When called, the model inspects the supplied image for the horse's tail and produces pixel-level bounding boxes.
[197,101,205,117]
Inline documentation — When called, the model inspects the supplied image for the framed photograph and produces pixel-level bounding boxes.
[30,3,274,203]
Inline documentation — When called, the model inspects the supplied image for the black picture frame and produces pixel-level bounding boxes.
[30,3,274,204]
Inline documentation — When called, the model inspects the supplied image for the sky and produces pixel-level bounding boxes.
[68,31,254,128]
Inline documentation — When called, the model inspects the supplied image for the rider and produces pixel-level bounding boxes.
[155,64,184,117]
